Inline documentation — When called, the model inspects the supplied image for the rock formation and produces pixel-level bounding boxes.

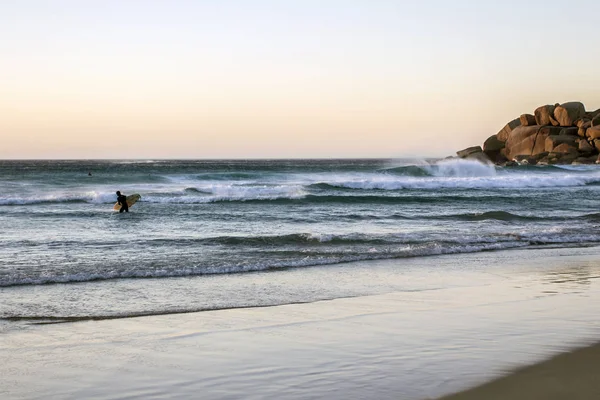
[456,101,600,165]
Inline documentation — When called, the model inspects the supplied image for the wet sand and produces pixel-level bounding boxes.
[2,247,600,399]
[441,342,600,400]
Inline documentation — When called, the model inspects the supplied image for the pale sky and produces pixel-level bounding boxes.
[2,0,599,159]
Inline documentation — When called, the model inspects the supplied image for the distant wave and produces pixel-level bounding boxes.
[441,211,550,222]
[306,174,600,191]
[142,194,527,205]
[382,158,497,177]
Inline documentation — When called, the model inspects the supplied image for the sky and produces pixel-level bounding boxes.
[2,0,599,159]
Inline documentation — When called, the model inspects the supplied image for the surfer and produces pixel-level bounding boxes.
[116,191,129,213]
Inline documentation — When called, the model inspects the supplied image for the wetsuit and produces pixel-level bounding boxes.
[117,194,129,213]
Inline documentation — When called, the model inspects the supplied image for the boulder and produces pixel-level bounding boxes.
[556,153,578,164]
[534,105,556,126]
[505,125,547,160]
[537,157,549,165]
[586,126,600,140]
[496,118,521,142]
[483,135,505,151]
[554,102,586,126]
[592,112,600,127]
[520,114,537,126]
[577,118,590,128]
[545,135,577,152]
[578,139,594,154]
[572,156,597,165]
[483,135,506,162]
[559,127,579,136]
[578,121,592,137]
[456,146,492,163]
[549,114,561,126]
[594,139,600,152]
[538,126,563,136]
[456,146,484,158]
[514,155,537,165]
[552,143,577,154]
[547,153,560,164]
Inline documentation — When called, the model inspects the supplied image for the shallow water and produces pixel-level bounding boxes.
[3,247,600,399]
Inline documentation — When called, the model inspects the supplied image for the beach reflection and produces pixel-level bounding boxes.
[541,263,600,292]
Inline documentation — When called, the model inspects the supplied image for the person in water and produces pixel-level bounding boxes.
[116,191,129,213]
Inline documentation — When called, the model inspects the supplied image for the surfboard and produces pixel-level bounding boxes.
[113,194,141,210]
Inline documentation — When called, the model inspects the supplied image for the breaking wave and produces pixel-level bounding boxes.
[3,229,600,287]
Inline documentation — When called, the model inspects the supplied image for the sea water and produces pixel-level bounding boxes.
[2,158,600,328]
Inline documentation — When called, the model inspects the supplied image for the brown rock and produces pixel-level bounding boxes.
[538,126,563,136]
[532,132,550,155]
[545,135,577,152]
[456,146,492,163]
[578,121,592,137]
[534,105,556,126]
[578,139,594,154]
[592,113,600,127]
[594,139,600,152]
[559,127,579,136]
[547,153,560,164]
[557,153,578,164]
[573,156,596,165]
[536,156,549,165]
[456,146,484,158]
[496,118,521,142]
[483,135,506,163]
[513,155,537,165]
[504,125,540,160]
[577,118,590,128]
[483,135,505,151]
[552,143,577,154]
[520,114,537,126]
[586,126,600,140]
[549,114,561,126]
[554,102,586,127]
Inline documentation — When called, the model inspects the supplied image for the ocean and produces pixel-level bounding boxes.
[2,158,600,330]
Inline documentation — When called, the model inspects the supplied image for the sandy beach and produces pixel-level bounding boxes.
[440,342,600,400]
[3,246,600,399]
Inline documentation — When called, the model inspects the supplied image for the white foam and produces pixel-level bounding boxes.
[146,184,307,203]
[0,191,116,205]
[427,158,497,177]
[307,170,600,190]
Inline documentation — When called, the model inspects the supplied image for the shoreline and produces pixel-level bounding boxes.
[440,341,600,399]
[3,246,600,399]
